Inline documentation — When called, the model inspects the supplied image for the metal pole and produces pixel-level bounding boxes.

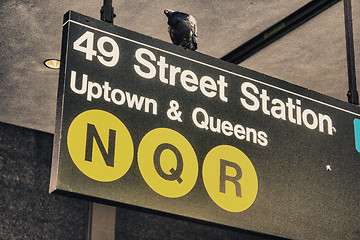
[86,202,93,240]
[100,0,116,24]
[221,0,340,64]
[343,0,358,104]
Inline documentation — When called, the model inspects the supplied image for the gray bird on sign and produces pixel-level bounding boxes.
[164,9,198,51]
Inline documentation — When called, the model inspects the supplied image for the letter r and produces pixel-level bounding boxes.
[219,159,242,197]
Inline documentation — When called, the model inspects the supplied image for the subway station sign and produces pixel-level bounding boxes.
[50,11,360,240]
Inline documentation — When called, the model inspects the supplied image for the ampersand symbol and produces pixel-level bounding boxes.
[167,100,183,122]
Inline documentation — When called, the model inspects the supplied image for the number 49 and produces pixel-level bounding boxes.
[73,31,119,67]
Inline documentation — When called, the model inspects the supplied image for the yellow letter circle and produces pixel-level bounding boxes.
[202,145,258,212]
[67,109,134,182]
[138,128,198,198]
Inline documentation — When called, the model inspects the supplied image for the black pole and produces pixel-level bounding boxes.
[221,0,340,64]
[100,0,116,24]
[343,0,358,105]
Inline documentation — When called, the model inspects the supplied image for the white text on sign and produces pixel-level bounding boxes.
[72,30,336,138]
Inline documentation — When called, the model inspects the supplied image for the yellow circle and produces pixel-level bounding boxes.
[67,110,134,182]
[202,145,258,212]
[138,128,198,198]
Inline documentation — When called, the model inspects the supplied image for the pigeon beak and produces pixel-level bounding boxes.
[164,9,173,17]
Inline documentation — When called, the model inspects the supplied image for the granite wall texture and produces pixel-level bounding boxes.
[0,122,89,239]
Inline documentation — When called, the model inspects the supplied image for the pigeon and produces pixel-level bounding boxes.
[164,9,198,51]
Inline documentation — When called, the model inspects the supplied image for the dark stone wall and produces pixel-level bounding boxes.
[0,122,89,239]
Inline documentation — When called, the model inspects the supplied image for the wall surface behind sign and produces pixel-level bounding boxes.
[0,122,89,239]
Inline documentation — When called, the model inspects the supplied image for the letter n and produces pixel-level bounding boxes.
[219,159,242,197]
[85,123,116,167]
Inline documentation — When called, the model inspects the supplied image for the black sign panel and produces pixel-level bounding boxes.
[50,11,360,240]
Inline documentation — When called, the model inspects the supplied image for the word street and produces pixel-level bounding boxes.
[134,48,229,102]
